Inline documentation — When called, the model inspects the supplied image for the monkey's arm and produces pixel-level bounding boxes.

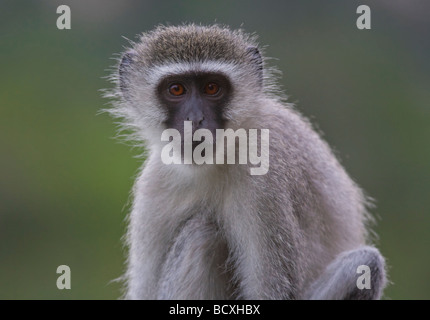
[221,197,304,300]
[157,215,233,299]
[304,246,387,300]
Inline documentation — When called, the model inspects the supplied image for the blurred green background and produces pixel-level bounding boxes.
[1,0,429,299]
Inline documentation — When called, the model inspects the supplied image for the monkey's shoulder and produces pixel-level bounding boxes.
[257,102,335,164]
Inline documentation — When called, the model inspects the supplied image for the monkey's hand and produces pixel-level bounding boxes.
[304,246,387,300]
[157,215,233,299]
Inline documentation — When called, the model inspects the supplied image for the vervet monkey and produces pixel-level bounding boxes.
[106,24,387,299]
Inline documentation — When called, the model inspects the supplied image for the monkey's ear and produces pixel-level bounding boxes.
[119,50,137,96]
[246,46,263,87]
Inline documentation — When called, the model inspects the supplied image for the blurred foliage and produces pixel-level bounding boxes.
[0,0,429,299]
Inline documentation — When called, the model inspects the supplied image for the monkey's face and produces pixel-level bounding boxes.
[156,72,232,144]
[115,25,267,151]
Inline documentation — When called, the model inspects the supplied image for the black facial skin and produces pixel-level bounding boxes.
[157,72,232,146]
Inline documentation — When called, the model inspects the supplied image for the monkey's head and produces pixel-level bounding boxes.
[112,24,272,150]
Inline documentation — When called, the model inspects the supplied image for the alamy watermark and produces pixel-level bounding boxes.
[56,5,71,30]
[161,121,270,175]
[356,5,371,30]
[56,265,71,290]
[356,265,371,289]
[55,5,371,31]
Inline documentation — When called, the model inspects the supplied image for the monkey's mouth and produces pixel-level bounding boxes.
[189,141,205,157]
[177,139,215,161]
[179,136,215,149]
[192,141,201,149]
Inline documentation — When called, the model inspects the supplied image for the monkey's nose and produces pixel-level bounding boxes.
[186,116,205,128]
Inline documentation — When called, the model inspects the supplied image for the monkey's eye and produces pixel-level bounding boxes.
[204,82,220,95]
[168,83,186,96]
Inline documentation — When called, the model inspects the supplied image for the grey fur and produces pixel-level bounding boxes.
[305,246,386,300]
[157,214,235,299]
[105,24,387,300]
